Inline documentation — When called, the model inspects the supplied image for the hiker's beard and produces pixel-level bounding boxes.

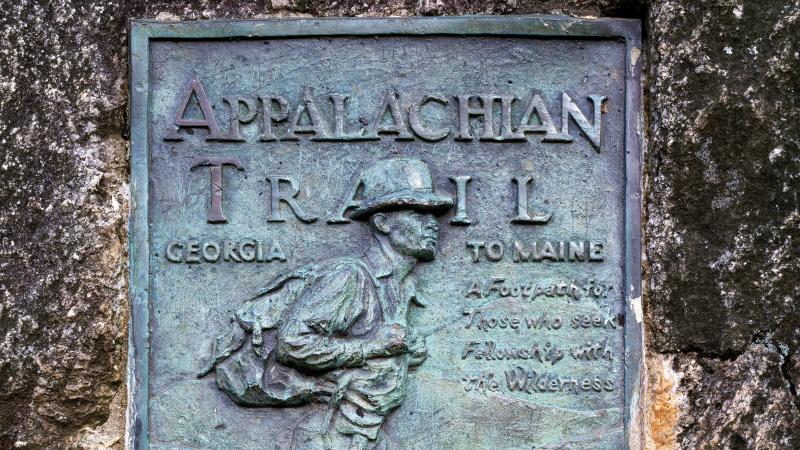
[385,212,440,262]
[416,236,438,262]
[391,235,438,262]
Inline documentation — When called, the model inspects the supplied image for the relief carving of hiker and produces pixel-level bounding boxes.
[198,158,452,449]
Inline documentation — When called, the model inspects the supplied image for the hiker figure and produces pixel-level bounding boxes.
[199,158,452,449]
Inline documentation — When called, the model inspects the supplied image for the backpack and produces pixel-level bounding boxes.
[197,265,334,406]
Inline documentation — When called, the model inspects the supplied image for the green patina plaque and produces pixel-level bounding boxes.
[129,16,643,450]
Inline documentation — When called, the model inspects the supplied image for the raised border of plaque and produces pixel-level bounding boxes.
[128,16,643,449]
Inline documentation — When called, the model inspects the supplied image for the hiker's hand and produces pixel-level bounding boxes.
[366,323,409,357]
[407,332,427,366]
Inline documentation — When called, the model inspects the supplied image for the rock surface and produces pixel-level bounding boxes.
[645,1,800,448]
[0,0,797,449]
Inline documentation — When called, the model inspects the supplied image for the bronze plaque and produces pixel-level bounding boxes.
[129,16,643,449]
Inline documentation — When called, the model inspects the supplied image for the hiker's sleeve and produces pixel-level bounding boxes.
[276,264,371,371]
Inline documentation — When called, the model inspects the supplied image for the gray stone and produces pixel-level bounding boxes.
[674,345,799,449]
[645,0,800,449]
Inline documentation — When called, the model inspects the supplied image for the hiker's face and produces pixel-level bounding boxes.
[383,210,441,262]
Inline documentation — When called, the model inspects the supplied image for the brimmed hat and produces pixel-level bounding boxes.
[349,158,453,220]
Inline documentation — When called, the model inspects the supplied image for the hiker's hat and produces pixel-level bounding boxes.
[349,158,453,220]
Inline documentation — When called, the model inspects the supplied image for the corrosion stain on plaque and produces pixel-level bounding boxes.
[129,17,643,450]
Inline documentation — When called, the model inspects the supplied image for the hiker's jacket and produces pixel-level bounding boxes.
[202,243,421,440]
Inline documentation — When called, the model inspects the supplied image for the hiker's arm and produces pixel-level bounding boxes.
[277,322,409,371]
[276,265,409,371]
[277,323,367,371]
[275,265,366,371]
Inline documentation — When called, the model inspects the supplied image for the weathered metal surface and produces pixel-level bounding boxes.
[129,16,642,449]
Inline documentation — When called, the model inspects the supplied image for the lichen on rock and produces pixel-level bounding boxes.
[645,0,800,448]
